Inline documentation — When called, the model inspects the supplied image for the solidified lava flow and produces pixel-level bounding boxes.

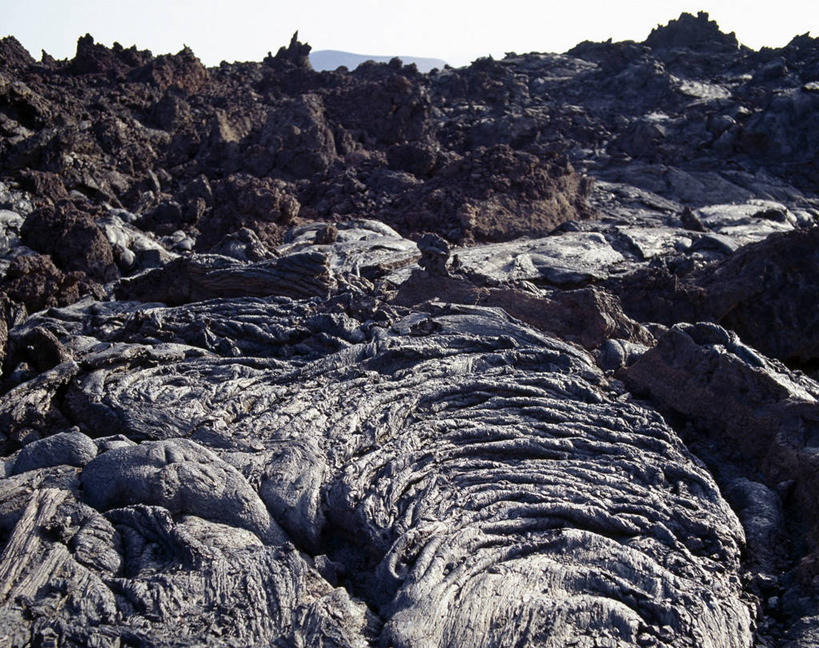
[0,11,818,647]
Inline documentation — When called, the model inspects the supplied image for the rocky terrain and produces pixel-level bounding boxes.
[0,10,818,647]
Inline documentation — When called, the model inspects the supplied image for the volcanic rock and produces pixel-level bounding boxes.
[611,225,819,365]
[645,11,740,53]
[20,204,118,282]
[0,298,754,647]
[12,429,97,475]
[0,37,35,71]
[416,232,450,275]
[698,224,819,365]
[0,254,104,313]
[117,251,334,304]
[1,12,819,647]
[622,322,819,587]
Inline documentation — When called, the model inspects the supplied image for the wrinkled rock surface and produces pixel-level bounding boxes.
[1,299,754,647]
[1,12,818,648]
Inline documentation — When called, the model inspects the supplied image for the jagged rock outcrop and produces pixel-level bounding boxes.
[609,226,819,365]
[0,37,35,71]
[645,11,740,53]
[623,323,819,555]
[698,227,819,365]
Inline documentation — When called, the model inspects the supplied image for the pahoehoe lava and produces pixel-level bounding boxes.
[1,10,818,647]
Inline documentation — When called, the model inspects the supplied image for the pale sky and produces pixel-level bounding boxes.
[2,0,817,67]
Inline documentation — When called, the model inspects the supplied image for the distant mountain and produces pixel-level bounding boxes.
[309,49,448,72]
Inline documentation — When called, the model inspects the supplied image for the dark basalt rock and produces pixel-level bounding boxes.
[645,11,739,53]
[81,438,285,543]
[699,226,819,365]
[20,204,118,282]
[681,206,708,232]
[128,46,209,93]
[325,71,431,145]
[1,11,819,647]
[386,141,438,177]
[271,31,313,70]
[0,37,35,71]
[0,254,104,313]
[611,226,819,365]
[416,232,450,276]
[197,174,300,249]
[210,226,275,262]
[117,251,334,304]
[622,322,819,614]
[7,325,72,374]
[13,429,97,474]
[68,34,152,75]
[0,299,753,646]
[393,270,653,353]
[255,93,338,177]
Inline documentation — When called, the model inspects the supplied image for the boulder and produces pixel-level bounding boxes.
[13,429,97,474]
[699,226,819,365]
[20,205,118,282]
[81,438,285,544]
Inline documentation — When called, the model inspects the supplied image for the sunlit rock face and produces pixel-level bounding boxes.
[1,10,819,647]
[0,298,752,647]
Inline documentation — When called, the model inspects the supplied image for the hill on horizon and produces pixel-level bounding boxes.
[309,49,448,72]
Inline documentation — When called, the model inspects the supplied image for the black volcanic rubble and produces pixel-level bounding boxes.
[0,11,818,647]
